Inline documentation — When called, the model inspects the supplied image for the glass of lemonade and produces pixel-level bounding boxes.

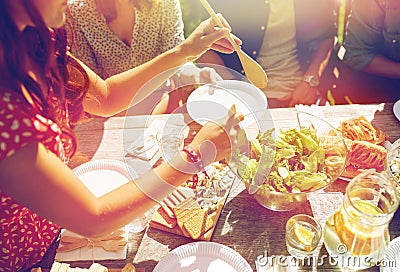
[286,214,322,259]
[324,171,399,270]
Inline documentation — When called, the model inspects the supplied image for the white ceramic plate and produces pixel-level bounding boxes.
[393,99,400,122]
[381,236,400,272]
[73,159,138,197]
[187,80,268,126]
[153,242,252,272]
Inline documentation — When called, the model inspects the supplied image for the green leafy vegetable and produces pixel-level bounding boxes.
[235,128,329,193]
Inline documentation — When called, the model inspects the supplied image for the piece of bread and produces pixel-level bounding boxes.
[348,140,387,171]
[151,206,177,229]
[182,208,213,239]
[173,198,202,230]
[339,116,388,144]
[172,197,214,239]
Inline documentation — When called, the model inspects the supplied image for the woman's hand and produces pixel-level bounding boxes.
[189,108,244,165]
[179,15,242,63]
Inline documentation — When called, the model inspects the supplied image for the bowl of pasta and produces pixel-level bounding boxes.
[228,110,348,211]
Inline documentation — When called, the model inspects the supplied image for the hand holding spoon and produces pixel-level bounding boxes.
[199,0,268,89]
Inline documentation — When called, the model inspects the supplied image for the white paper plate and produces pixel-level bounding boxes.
[153,242,252,272]
[73,159,138,197]
[381,236,400,272]
[393,99,400,122]
[187,80,268,126]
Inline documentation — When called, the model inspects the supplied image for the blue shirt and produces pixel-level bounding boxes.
[343,0,400,70]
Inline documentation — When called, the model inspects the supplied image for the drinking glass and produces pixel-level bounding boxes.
[286,214,322,259]
[324,171,399,270]
[158,127,186,162]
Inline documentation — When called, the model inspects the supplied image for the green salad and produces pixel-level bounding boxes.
[233,128,329,193]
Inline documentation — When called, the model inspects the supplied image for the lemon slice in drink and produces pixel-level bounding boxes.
[354,200,383,216]
[293,222,315,246]
[334,200,384,255]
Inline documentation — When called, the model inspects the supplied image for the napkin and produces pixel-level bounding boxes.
[308,192,343,255]
[125,119,166,161]
[294,104,325,118]
[55,229,128,261]
[57,161,131,261]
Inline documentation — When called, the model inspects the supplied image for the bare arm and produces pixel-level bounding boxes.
[362,55,400,78]
[302,38,334,79]
[288,38,334,106]
[0,112,243,237]
[80,17,239,117]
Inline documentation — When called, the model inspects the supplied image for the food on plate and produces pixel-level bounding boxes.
[389,155,400,182]
[234,127,344,193]
[338,116,388,144]
[183,161,229,189]
[173,198,213,239]
[335,116,389,178]
[347,140,387,171]
[174,198,201,230]
[152,206,177,229]
[182,208,213,240]
[387,139,400,183]
[150,161,234,239]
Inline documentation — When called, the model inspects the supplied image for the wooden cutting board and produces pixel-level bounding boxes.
[149,163,235,241]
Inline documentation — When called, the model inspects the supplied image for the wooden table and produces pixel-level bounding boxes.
[67,103,400,271]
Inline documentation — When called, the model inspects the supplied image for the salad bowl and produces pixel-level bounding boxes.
[387,137,400,187]
[229,110,348,211]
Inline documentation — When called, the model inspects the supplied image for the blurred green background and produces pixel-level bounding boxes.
[180,0,205,38]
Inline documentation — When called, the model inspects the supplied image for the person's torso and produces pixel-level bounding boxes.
[67,0,184,78]
[379,0,400,62]
[256,0,303,98]
[0,89,74,270]
[206,0,335,76]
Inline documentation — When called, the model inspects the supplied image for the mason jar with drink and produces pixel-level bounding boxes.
[323,171,399,270]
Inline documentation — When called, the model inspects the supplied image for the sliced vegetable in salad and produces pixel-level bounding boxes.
[233,127,330,193]
[389,154,400,182]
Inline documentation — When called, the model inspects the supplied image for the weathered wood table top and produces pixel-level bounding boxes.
[67,103,400,271]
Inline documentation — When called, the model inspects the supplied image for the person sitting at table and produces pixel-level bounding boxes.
[188,0,336,108]
[66,0,223,114]
[0,1,243,271]
[336,0,400,104]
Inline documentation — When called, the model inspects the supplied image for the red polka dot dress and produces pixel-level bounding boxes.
[0,90,75,271]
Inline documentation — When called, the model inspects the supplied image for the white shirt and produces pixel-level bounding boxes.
[66,0,185,79]
[256,0,303,99]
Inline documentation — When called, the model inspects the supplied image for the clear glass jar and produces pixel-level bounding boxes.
[386,138,400,187]
[324,170,399,270]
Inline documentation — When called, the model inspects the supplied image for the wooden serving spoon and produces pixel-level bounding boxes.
[199,0,268,89]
